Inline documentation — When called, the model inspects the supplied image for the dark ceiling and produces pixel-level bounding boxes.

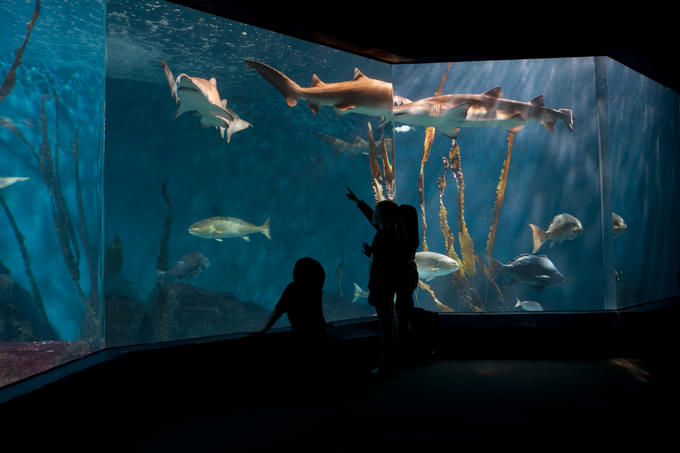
[169,1,679,93]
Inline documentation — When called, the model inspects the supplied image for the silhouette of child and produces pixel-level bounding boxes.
[255,257,328,344]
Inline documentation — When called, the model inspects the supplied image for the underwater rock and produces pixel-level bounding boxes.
[0,272,55,341]
[0,340,98,388]
[147,282,270,341]
[104,294,151,347]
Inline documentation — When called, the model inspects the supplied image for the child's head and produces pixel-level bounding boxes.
[293,257,325,289]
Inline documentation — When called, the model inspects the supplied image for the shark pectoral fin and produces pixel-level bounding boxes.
[307,102,320,114]
[241,236,250,242]
[220,127,225,139]
[334,102,357,112]
[541,119,556,132]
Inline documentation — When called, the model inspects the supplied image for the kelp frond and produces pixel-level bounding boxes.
[449,139,476,278]
[418,127,435,251]
[485,131,515,260]
[380,127,396,200]
[418,280,454,312]
[367,122,385,203]
[437,156,462,268]
[0,0,41,104]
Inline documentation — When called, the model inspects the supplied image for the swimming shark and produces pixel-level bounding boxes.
[161,60,252,143]
[392,87,573,136]
[245,59,410,117]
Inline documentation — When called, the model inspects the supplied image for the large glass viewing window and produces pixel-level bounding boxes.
[1,0,678,389]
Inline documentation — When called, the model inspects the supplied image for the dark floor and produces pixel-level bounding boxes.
[2,304,678,451]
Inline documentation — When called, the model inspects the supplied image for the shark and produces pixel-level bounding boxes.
[0,177,29,189]
[245,59,410,117]
[392,87,574,136]
[161,60,252,143]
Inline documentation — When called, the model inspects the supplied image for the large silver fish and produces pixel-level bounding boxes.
[392,87,573,136]
[162,60,252,143]
[245,59,409,117]
[188,216,271,242]
[158,251,210,281]
[488,253,564,291]
[415,251,460,281]
[612,212,627,239]
[514,298,545,311]
[0,177,29,189]
[529,213,583,253]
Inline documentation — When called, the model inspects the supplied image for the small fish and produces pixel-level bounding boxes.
[188,216,271,242]
[158,251,210,281]
[0,177,29,189]
[529,213,583,253]
[162,60,252,143]
[488,253,564,291]
[514,297,544,311]
[612,212,627,239]
[352,282,369,303]
[415,251,460,281]
[393,125,414,133]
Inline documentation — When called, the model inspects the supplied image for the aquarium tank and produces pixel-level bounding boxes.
[1,0,678,388]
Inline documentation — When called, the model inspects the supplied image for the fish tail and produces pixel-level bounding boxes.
[352,282,363,303]
[558,108,574,132]
[487,256,505,280]
[529,224,546,253]
[514,297,521,308]
[245,60,301,107]
[260,218,271,240]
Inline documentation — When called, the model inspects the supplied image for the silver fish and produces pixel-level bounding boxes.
[529,213,583,253]
[188,216,271,242]
[162,60,252,143]
[0,177,29,189]
[415,251,460,281]
[514,298,544,311]
[488,253,564,291]
[612,212,627,239]
[158,251,210,281]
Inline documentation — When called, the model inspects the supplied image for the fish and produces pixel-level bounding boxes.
[161,60,252,143]
[392,87,574,137]
[314,132,392,157]
[612,212,627,239]
[393,125,415,133]
[188,216,271,242]
[415,251,460,281]
[245,59,406,117]
[0,177,29,189]
[529,213,583,253]
[157,251,210,281]
[514,297,544,311]
[488,253,564,291]
[352,282,369,303]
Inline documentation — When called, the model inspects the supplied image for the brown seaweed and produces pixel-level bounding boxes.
[449,139,476,278]
[367,122,385,202]
[380,127,396,200]
[485,132,515,260]
[0,0,41,104]
[418,127,435,251]
[418,280,454,312]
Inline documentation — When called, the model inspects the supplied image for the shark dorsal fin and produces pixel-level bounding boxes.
[311,74,326,87]
[530,95,545,106]
[353,68,367,81]
[483,87,502,98]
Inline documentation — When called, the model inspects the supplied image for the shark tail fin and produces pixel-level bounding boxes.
[260,218,271,240]
[529,224,547,253]
[245,60,301,107]
[558,108,574,132]
[352,282,364,303]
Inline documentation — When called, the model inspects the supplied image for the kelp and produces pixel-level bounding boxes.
[418,127,434,251]
[486,132,515,260]
[153,179,173,341]
[367,122,385,203]
[418,280,454,312]
[436,156,462,269]
[380,126,396,200]
[449,139,476,278]
[0,0,41,104]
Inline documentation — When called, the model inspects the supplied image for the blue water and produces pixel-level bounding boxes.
[1,0,679,373]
